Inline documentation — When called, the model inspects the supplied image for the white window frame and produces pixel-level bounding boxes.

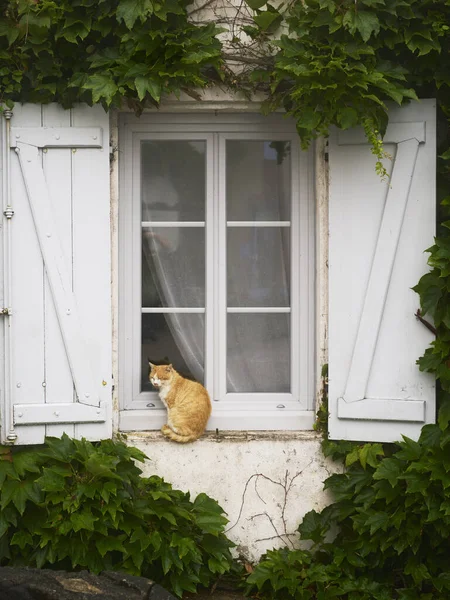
[119,113,315,431]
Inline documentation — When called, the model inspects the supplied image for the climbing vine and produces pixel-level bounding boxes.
[0,0,223,109]
[242,1,450,598]
[1,1,450,598]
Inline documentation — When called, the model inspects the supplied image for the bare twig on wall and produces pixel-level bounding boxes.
[225,461,313,550]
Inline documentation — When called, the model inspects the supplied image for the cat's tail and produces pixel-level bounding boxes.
[163,428,200,443]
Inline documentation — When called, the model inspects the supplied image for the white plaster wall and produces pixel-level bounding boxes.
[126,432,341,562]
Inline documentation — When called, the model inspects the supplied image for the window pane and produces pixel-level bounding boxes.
[227,227,290,307]
[226,141,291,221]
[227,314,290,392]
[141,313,204,391]
[142,227,205,307]
[141,140,206,221]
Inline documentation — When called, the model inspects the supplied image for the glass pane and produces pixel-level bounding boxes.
[227,314,290,392]
[141,313,204,391]
[227,227,290,307]
[141,140,206,221]
[226,141,291,221]
[142,227,205,307]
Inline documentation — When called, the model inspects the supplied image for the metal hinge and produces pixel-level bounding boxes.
[3,206,14,219]
[0,308,11,316]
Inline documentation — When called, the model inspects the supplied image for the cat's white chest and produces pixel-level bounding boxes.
[158,385,171,408]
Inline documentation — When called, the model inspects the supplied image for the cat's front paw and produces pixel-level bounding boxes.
[161,425,171,436]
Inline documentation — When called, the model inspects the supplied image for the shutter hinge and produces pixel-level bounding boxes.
[0,308,11,316]
[3,206,14,219]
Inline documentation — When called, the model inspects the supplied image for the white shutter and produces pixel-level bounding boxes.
[328,100,436,443]
[0,104,112,445]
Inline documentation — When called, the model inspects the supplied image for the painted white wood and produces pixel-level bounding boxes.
[127,132,214,408]
[0,104,112,444]
[71,104,112,442]
[119,408,315,431]
[42,104,75,439]
[15,142,100,407]
[329,100,436,443]
[9,104,46,445]
[10,127,102,148]
[337,121,425,146]
[119,115,315,428]
[337,397,425,422]
[226,307,291,313]
[343,137,421,403]
[0,114,9,443]
[142,307,205,313]
[14,401,107,425]
[142,221,205,227]
[227,221,291,227]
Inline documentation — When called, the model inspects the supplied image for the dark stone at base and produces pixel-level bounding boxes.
[148,584,178,600]
[0,567,176,600]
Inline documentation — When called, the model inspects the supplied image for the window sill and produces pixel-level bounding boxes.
[119,409,315,432]
[121,429,322,443]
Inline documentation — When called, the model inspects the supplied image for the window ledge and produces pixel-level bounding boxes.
[122,430,322,443]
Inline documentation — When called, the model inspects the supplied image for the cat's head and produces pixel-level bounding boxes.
[148,361,174,388]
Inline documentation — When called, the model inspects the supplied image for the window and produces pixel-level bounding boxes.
[119,113,315,431]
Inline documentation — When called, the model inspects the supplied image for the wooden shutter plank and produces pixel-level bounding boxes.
[337,397,425,422]
[42,104,75,439]
[14,401,106,425]
[71,105,112,441]
[10,104,46,445]
[11,127,102,148]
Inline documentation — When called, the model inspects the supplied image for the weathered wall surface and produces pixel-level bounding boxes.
[127,432,341,562]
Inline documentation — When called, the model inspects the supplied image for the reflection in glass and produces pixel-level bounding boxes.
[226,141,291,221]
[227,227,290,307]
[141,140,206,221]
[142,227,205,307]
[227,314,290,393]
[141,313,205,391]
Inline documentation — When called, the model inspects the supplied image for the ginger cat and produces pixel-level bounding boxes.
[149,362,211,443]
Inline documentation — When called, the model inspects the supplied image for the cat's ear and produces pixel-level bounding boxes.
[166,364,173,372]
[148,358,155,368]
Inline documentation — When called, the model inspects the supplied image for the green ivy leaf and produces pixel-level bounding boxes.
[359,443,384,469]
[82,74,118,105]
[96,536,125,557]
[396,437,422,461]
[13,451,41,477]
[298,510,330,543]
[246,0,267,8]
[338,107,359,129]
[135,76,161,102]
[11,530,33,550]
[70,511,97,532]
[117,0,154,29]
[254,10,281,31]
[36,468,67,492]
[373,458,403,487]
[343,10,380,42]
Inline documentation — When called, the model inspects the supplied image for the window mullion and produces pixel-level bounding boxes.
[206,132,218,400]
[216,134,227,402]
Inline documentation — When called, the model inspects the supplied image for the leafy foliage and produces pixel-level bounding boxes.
[0,0,223,109]
[244,0,450,163]
[246,429,450,599]
[0,435,234,598]
[242,1,450,599]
